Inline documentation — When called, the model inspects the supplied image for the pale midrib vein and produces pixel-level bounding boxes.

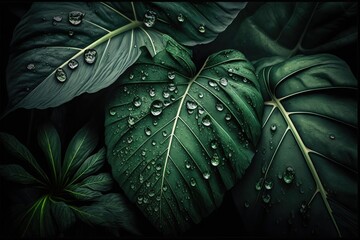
[45,131,57,182]
[274,97,342,236]
[139,27,157,55]
[159,58,209,226]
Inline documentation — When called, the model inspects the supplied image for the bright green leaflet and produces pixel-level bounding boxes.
[105,42,263,234]
[232,54,358,237]
[3,2,246,117]
[0,123,140,237]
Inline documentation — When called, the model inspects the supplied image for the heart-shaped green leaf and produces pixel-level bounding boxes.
[232,54,358,237]
[4,2,246,116]
[105,40,263,234]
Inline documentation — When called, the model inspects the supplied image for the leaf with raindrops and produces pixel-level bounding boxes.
[3,2,247,117]
[232,54,358,237]
[105,36,264,234]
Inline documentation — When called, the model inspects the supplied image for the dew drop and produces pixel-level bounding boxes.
[164,100,171,106]
[220,77,228,87]
[203,171,210,180]
[109,109,116,116]
[162,131,167,137]
[129,73,134,80]
[127,136,133,143]
[329,134,335,140]
[177,13,184,22]
[185,161,191,169]
[216,103,224,112]
[55,68,67,82]
[151,140,156,146]
[137,195,143,204]
[198,92,204,98]
[186,100,198,110]
[244,201,250,208]
[141,149,146,156]
[84,49,97,64]
[133,96,142,107]
[198,24,205,33]
[67,59,79,70]
[149,88,156,97]
[198,108,204,115]
[283,166,295,184]
[270,124,277,132]
[27,63,35,71]
[148,190,155,197]
[225,113,231,121]
[265,180,273,190]
[150,100,163,116]
[168,83,176,92]
[190,178,196,187]
[262,194,271,203]
[162,91,170,99]
[144,10,157,27]
[168,71,175,80]
[68,11,85,26]
[208,80,217,87]
[243,78,248,83]
[255,177,264,191]
[211,153,220,166]
[210,140,218,149]
[202,115,212,127]
[144,127,152,136]
[68,30,74,37]
[128,116,135,126]
[156,163,162,171]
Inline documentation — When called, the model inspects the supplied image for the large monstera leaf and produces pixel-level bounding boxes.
[232,54,358,237]
[204,2,357,61]
[4,1,246,116]
[105,37,263,234]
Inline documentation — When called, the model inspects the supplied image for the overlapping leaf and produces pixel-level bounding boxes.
[105,38,263,234]
[4,2,247,116]
[232,54,358,237]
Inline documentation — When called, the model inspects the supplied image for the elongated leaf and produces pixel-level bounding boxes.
[37,124,61,182]
[0,164,39,184]
[206,2,357,61]
[4,2,246,116]
[105,43,263,234]
[50,200,76,233]
[232,54,358,237]
[62,122,98,181]
[0,132,48,182]
[69,148,106,185]
[72,193,142,235]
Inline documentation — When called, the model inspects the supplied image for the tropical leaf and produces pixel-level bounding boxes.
[199,2,358,61]
[105,39,263,234]
[72,193,142,235]
[76,173,113,192]
[0,164,40,185]
[50,200,76,234]
[232,54,358,237]
[69,148,106,185]
[3,2,246,116]
[37,124,61,182]
[62,122,98,181]
[65,185,102,201]
[0,132,48,182]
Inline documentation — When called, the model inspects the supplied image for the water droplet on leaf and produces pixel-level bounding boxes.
[202,115,211,127]
[177,13,184,22]
[68,11,85,26]
[220,77,228,87]
[262,194,271,203]
[133,96,142,107]
[270,124,277,132]
[144,127,152,136]
[55,68,67,82]
[186,100,198,110]
[225,113,231,121]
[190,178,196,186]
[203,171,210,179]
[144,10,157,27]
[329,134,335,140]
[27,63,35,71]
[68,59,79,70]
[216,103,224,111]
[283,166,295,184]
[198,24,205,33]
[211,153,220,166]
[168,71,175,80]
[150,100,163,116]
[265,180,273,190]
[84,49,97,64]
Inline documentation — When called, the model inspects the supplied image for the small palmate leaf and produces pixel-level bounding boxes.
[4,2,246,116]
[232,54,358,237]
[105,43,263,233]
[50,200,76,234]
[69,148,106,185]
[62,122,98,181]
[0,164,40,185]
[72,193,142,235]
[0,132,48,182]
[37,124,61,182]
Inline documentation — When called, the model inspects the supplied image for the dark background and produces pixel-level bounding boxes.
[0,2,357,238]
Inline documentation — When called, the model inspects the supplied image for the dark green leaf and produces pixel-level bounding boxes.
[0,132,48,182]
[65,185,102,201]
[4,2,246,116]
[62,122,98,181]
[232,54,358,237]
[72,193,142,235]
[77,173,113,192]
[50,200,76,234]
[37,123,61,182]
[105,41,263,233]
[0,164,39,184]
[68,148,106,185]
[211,2,357,60]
